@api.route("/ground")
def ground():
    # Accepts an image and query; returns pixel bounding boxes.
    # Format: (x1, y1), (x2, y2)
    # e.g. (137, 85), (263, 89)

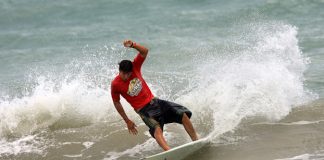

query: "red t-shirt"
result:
(111, 53), (154, 110)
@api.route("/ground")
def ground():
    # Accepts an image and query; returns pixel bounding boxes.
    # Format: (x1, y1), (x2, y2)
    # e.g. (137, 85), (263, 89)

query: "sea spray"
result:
(177, 22), (316, 141)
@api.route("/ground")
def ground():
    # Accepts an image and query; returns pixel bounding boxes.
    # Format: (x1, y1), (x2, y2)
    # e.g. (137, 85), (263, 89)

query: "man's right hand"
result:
(126, 119), (138, 135)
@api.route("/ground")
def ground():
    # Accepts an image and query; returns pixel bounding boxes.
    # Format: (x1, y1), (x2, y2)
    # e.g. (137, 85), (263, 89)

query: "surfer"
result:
(111, 40), (198, 151)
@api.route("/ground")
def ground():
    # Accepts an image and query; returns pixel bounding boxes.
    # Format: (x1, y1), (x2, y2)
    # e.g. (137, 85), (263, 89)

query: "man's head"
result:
(119, 60), (133, 81)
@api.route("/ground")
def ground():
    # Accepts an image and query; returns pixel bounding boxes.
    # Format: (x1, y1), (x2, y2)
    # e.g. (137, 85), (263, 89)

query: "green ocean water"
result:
(1, 0), (324, 159)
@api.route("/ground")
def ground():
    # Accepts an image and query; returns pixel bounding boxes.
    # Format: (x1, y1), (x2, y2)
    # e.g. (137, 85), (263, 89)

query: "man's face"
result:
(119, 71), (132, 81)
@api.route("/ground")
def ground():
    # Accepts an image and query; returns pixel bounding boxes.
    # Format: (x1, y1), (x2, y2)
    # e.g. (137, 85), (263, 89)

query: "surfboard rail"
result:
(142, 138), (209, 160)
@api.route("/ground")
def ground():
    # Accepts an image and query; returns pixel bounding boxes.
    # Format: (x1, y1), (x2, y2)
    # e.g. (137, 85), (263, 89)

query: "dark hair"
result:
(119, 60), (133, 73)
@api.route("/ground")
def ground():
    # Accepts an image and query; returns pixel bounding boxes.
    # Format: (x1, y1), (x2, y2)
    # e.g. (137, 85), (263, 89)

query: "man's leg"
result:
(154, 127), (170, 151)
(182, 113), (198, 141)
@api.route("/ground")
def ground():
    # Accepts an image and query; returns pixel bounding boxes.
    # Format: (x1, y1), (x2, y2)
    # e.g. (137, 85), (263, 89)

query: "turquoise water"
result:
(1, 0), (324, 159)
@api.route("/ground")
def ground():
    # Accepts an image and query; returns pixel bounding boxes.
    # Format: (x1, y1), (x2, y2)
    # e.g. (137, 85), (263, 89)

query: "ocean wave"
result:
(0, 20), (318, 159)
(177, 22), (317, 141)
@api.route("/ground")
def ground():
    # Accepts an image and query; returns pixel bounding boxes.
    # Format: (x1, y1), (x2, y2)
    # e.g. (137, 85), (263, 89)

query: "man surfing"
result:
(111, 40), (198, 151)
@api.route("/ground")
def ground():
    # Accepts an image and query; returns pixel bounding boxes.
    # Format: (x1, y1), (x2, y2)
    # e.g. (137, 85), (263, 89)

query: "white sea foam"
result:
(0, 135), (43, 156)
(0, 78), (115, 137)
(82, 141), (94, 149)
(0, 77), (132, 156)
(275, 150), (324, 160)
(253, 120), (324, 126)
(104, 131), (176, 159)
(63, 154), (83, 158)
(177, 23), (316, 141)
(0, 45), (138, 156)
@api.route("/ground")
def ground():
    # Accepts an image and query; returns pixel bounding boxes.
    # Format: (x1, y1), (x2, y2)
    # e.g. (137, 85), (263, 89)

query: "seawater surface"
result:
(1, 0), (324, 159)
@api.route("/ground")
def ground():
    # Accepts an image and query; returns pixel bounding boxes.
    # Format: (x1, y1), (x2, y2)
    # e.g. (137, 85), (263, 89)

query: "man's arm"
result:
(123, 40), (148, 58)
(113, 101), (138, 135)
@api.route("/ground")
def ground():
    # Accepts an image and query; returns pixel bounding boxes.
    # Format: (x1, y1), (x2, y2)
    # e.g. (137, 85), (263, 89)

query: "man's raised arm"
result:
(123, 40), (148, 58)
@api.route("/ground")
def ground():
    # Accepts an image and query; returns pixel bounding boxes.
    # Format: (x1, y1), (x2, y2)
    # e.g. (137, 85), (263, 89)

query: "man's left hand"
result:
(126, 119), (138, 135)
(123, 40), (133, 48)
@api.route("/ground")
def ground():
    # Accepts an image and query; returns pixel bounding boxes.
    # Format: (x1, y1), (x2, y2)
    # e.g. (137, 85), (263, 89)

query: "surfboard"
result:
(142, 138), (209, 160)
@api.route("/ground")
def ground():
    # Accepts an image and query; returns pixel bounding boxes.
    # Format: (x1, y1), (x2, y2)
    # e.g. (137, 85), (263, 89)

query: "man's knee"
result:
(182, 112), (191, 122)
(182, 111), (192, 120)
(150, 125), (162, 138)
(153, 126), (163, 138)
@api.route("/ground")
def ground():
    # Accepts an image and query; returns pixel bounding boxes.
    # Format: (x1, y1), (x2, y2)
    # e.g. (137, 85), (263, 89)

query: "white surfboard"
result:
(142, 138), (209, 160)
